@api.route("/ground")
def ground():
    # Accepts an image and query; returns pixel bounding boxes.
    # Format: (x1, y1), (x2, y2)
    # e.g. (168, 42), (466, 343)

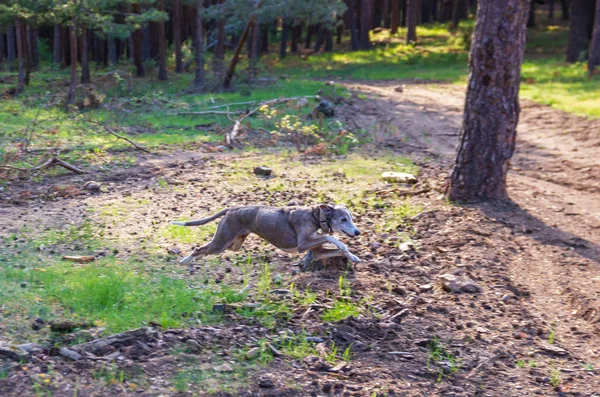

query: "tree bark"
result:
(260, 23), (269, 53)
(588, 0), (600, 73)
(194, 0), (205, 91)
(52, 25), (61, 66)
(561, 0), (570, 20)
(548, 0), (555, 20)
(249, 18), (259, 77)
(305, 24), (314, 49)
(31, 28), (39, 69)
(382, 0), (391, 27)
(7, 25), (16, 72)
(0, 30), (5, 66)
(223, 15), (253, 89)
(527, 0), (536, 28)
(447, 0), (530, 202)
(107, 37), (117, 66)
(157, 0), (167, 80)
(406, 0), (420, 43)
(173, 0), (184, 73)
(291, 24), (299, 53)
(324, 29), (334, 52)
(280, 18), (289, 59)
(566, 0), (595, 62)
(132, 3), (145, 77)
(359, 0), (373, 49)
(67, 21), (78, 106)
(390, 0), (400, 34)
(213, 0), (225, 77)
(348, 0), (360, 49)
(314, 24), (324, 52)
(80, 25), (91, 84)
(451, 0), (468, 28)
(15, 20), (25, 93)
(21, 23), (30, 86)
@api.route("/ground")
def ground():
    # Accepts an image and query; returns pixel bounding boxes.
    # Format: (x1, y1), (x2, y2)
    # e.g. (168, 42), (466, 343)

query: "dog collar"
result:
(319, 209), (333, 234)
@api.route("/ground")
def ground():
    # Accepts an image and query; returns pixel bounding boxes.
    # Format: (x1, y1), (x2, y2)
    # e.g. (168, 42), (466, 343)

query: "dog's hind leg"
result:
(227, 233), (249, 251)
(179, 218), (240, 264)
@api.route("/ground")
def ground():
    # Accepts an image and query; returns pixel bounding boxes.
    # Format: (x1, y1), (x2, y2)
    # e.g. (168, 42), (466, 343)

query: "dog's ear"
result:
(319, 204), (334, 214)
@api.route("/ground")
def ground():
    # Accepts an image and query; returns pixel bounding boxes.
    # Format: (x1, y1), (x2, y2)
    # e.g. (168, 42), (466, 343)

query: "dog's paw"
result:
(179, 254), (194, 265)
(347, 253), (361, 263)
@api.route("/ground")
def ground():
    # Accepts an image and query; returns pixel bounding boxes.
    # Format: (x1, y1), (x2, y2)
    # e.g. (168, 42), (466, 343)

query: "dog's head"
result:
(319, 204), (361, 237)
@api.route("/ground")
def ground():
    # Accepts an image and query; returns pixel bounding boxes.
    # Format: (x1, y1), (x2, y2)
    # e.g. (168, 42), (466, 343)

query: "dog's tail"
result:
(172, 209), (229, 226)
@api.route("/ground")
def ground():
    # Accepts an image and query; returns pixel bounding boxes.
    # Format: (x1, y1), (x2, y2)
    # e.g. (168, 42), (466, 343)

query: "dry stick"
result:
(32, 157), (86, 174)
(89, 119), (152, 154)
(176, 110), (236, 116)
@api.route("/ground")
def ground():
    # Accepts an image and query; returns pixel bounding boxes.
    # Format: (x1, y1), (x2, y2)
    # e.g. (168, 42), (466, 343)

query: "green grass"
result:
(321, 299), (362, 322)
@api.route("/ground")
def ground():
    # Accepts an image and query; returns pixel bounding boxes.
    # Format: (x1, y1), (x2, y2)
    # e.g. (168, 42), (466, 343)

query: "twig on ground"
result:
(88, 119), (153, 154)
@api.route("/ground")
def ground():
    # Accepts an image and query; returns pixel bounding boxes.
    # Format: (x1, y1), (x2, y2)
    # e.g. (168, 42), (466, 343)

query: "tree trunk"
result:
(7, 25), (16, 72)
(305, 24), (313, 49)
(213, 0), (225, 77)
(223, 15), (253, 89)
(527, 0), (536, 28)
(31, 28), (39, 69)
(291, 24), (299, 53)
(173, 0), (183, 73)
(107, 37), (117, 66)
(21, 23), (30, 86)
(447, 0), (530, 202)
(0, 30), (5, 66)
(452, 0), (468, 28)
(194, 0), (205, 91)
(359, 0), (373, 49)
(390, 0), (400, 34)
(561, 0), (570, 20)
(566, 0), (595, 62)
(260, 23), (269, 53)
(15, 20), (25, 93)
(549, 0), (555, 20)
(280, 18), (289, 59)
(314, 24), (324, 52)
(61, 26), (69, 68)
(324, 29), (334, 52)
(406, 0), (419, 44)
(249, 18), (259, 77)
(67, 22), (78, 106)
(132, 3), (145, 76)
(157, 0), (167, 80)
(588, 0), (600, 73)
(336, 23), (343, 44)
(52, 25), (61, 66)
(382, 0), (391, 27)
(80, 25), (91, 84)
(348, 0), (360, 49)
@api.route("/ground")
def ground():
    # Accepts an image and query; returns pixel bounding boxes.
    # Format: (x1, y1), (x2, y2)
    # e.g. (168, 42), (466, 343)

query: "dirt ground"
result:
(1, 81), (599, 396)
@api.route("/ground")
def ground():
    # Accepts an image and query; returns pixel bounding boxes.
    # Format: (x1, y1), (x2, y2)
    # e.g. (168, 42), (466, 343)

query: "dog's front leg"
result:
(298, 235), (361, 263)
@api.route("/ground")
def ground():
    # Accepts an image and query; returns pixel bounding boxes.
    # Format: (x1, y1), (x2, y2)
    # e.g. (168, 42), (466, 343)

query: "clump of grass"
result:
(321, 300), (362, 322)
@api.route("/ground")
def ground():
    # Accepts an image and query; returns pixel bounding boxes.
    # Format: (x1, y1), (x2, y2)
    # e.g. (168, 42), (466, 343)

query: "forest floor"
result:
(1, 80), (599, 397)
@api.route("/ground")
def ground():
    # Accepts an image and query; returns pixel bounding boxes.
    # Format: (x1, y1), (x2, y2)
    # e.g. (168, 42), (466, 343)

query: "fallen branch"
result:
(32, 157), (86, 174)
(176, 110), (236, 116)
(207, 95), (316, 110)
(89, 119), (152, 154)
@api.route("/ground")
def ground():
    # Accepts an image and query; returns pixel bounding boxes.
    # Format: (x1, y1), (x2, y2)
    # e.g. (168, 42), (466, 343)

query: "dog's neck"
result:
(312, 206), (332, 234)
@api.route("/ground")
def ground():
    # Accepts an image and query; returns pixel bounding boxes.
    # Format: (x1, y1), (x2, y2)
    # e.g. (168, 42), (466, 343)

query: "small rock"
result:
(288, 200), (298, 206)
(259, 379), (275, 388)
(419, 284), (433, 292)
(0, 345), (29, 361)
(269, 289), (290, 295)
(246, 347), (260, 360)
(394, 85), (405, 93)
(305, 337), (324, 343)
(185, 339), (202, 352)
(296, 98), (309, 108)
(253, 166), (272, 176)
(381, 172), (417, 184)
(439, 274), (482, 293)
(399, 241), (415, 252)
(315, 100), (335, 117)
(20, 282), (27, 288)
(59, 347), (82, 361)
(83, 181), (102, 193)
(213, 363), (234, 372)
(16, 343), (43, 354)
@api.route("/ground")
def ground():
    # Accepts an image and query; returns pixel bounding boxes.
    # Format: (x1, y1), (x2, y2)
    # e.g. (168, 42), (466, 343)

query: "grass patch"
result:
(321, 299), (362, 322)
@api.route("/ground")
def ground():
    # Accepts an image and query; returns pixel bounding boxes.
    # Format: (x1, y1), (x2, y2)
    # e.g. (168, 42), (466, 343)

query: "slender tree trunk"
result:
(194, 0), (205, 91)
(61, 26), (69, 68)
(324, 29), (334, 52)
(391, 0), (400, 34)
(359, 0), (373, 49)
(53, 25), (61, 65)
(132, 3), (145, 76)
(452, 0), (468, 28)
(382, 0), (391, 27)
(67, 22), (78, 106)
(401, 0), (407, 26)
(7, 25), (16, 72)
(291, 24), (299, 53)
(223, 15), (253, 89)
(314, 24), (324, 52)
(21, 23), (30, 86)
(31, 28), (39, 69)
(173, 0), (183, 73)
(260, 23), (269, 53)
(406, 0), (420, 43)
(566, 0), (595, 62)
(15, 20), (25, 93)
(280, 18), (289, 59)
(80, 25), (91, 84)
(157, 0), (167, 80)
(250, 18), (259, 77)
(213, 0), (225, 78)
(305, 24), (313, 49)
(588, 0), (600, 73)
(549, 0), (555, 20)
(0, 30), (5, 67)
(527, 0), (536, 28)
(447, 0), (530, 202)
(561, 0), (570, 20)
(108, 37), (117, 66)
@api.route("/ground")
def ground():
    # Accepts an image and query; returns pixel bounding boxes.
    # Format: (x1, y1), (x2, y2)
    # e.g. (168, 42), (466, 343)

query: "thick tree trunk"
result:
(15, 20), (25, 93)
(566, 0), (595, 62)
(406, 0), (420, 43)
(260, 23), (269, 54)
(527, 0), (536, 28)
(390, 0), (400, 34)
(67, 22), (78, 106)
(447, 0), (530, 202)
(213, 0), (225, 77)
(7, 25), (16, 72)
(157, 0), (167, 80)
(324, 29), (334, 52)
(52, 25), (61, 66)
(349, 0), (360, 49)
(80, 25), (91, 84)
(291, 24), (299, 53)
(61, 26), (69, 68)
(132, 3), (145, 76)
(194, 0), (205, 91)
(359, 0), (373, 49)
(588, 0), (600, 73)
(280, 18), (289, 59)
(561, 0), (570, 20)
(173, 0), (183, 73)
(549, 0), (555, 20)
(401, 0), (407, 26)
(314, 24), (324, 52)
(305, 24), (314, 49)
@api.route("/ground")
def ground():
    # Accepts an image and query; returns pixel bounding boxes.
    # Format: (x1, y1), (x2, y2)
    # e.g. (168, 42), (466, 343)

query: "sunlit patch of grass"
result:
(161, 222), (217, 244)
(321, 300), (362, 322)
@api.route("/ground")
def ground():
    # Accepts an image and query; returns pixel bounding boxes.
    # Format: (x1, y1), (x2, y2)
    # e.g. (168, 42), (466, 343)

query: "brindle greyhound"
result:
(172, 204), (362, 265)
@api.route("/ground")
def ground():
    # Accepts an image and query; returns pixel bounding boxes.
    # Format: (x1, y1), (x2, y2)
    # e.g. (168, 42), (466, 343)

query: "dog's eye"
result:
(341, 218), (347, 222)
